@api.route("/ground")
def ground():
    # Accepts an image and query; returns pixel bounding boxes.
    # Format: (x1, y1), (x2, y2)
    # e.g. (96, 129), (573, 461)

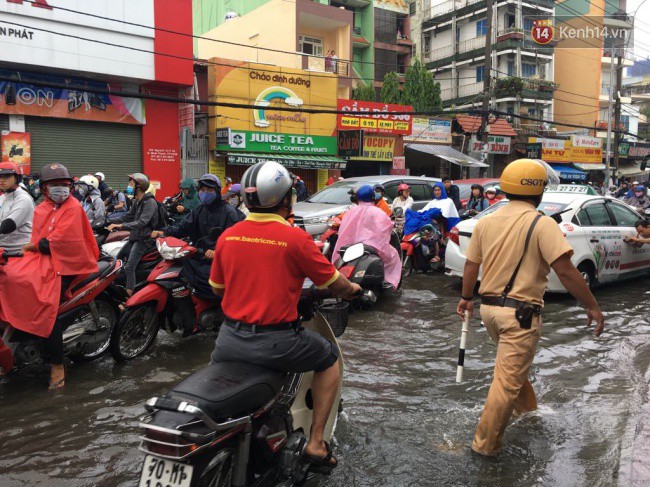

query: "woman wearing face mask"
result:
(0, 163), (99, 388)
(151, 174), (242, 301)
(465, 184), (489, 216)
(107, 173), (161, 296)
(227, 183), (249, 218)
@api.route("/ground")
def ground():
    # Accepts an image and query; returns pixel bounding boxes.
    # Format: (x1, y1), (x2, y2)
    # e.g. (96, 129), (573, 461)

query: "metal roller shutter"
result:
(25, 117), (142, 190)
(0, 115), (9, 131)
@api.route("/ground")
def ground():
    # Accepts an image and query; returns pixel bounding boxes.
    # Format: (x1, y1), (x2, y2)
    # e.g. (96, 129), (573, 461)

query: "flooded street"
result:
(1, 275), (649, 486)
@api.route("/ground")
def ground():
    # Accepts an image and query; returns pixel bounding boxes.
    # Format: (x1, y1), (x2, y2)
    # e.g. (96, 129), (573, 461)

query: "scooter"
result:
(109, 231), (223, 362)
(137, 283), (351, 487)
(401, 225), (441, 276)
(314, 215), (341, 261)
(334, 231), (403, 300)
(0, 248), (123, 374)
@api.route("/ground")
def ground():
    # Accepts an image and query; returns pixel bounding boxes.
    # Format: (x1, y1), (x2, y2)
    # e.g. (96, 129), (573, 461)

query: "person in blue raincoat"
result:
(421, 182), (461, 231)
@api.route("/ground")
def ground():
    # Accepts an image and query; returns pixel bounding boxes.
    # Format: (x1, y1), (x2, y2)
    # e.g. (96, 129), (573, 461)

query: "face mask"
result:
(199, 191), (217, 205)
(375, 192), (382, 200)
(125, 186), (134, 196)
(77, 186), (87, 197)
(48, 186), (70, 204)
(228, 196), (239, 207)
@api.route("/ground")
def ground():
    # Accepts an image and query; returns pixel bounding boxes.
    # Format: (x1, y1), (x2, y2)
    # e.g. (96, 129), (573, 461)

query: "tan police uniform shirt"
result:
(465, 200), (574, 305)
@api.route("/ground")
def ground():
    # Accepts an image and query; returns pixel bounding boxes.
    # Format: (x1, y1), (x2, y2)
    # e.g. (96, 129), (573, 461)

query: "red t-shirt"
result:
(209, 213), (339, 325)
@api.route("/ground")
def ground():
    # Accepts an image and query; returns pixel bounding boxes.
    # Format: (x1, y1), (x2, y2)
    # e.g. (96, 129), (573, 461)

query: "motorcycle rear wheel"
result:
(109, 302), (160, 362)
(198, 448), (234, 487)
(69, 298), (117, 363)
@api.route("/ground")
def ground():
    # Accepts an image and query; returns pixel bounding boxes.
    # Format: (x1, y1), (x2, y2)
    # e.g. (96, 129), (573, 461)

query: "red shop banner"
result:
(337, 99), (413, 135)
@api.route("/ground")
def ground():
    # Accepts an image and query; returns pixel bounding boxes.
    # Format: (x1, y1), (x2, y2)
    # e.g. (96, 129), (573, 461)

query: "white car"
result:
(445, 189), (650, 292)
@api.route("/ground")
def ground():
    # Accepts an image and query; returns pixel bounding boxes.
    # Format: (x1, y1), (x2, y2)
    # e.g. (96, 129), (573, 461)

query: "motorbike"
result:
(0, 246), (123, 374)
(401, 224), (442, 276)
(137, 282), (356, 487)
(109, 231), (223, 362)
(314, 216), (341, 261)
(334, 231), (403, 300)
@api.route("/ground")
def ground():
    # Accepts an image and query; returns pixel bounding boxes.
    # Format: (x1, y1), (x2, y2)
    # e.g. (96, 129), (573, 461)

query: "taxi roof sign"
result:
(549, 184), (599, 195)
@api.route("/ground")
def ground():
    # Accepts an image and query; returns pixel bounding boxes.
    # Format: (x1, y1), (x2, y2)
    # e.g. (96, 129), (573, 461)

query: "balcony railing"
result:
(426, 0), (483, 19)
(425, 45), (453, 61)
(300, 54), (350, 77)
(458, 82), (484, 98)
(440, 87), (454, 101)
(458, 35), (486, 54)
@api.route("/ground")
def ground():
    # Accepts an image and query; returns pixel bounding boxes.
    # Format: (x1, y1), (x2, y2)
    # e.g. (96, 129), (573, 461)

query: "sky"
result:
(628, 0), (650, 60)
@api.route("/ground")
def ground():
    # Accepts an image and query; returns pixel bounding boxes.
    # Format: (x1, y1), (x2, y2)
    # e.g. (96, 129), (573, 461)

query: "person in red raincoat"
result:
(0, 163), (98, 389)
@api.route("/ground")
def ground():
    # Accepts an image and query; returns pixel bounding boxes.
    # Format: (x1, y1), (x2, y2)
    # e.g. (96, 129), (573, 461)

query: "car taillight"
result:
(448, 227), (460, 246)
(339, 265), (354, 279)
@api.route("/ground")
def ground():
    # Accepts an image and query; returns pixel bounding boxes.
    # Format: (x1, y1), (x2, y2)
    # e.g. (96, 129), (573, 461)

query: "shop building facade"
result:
(0, 0), (193, 197)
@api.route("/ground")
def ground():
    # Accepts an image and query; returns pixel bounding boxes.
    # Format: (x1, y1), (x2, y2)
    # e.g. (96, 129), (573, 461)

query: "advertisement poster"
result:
(337, 99), (412, 135)
(528, 137), (602, 163)
(212, 61), (337, 139)
(350, 135), (395, 161)
(1, 132), (31, 174)
(404, 118), (451, 143)
(337, 130), (364, 158)
(0, 71), (146, 125)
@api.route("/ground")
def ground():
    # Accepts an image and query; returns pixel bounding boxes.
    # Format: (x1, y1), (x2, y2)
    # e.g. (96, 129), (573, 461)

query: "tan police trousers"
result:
(471, 304), (542, 456)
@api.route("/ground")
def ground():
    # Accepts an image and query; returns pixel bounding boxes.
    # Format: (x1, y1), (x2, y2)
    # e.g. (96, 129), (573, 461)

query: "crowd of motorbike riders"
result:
(0, 158), (462, 389)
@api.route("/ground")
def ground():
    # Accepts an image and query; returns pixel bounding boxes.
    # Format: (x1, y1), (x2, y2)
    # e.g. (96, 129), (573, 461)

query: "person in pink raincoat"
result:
(332, 185), (401, 289)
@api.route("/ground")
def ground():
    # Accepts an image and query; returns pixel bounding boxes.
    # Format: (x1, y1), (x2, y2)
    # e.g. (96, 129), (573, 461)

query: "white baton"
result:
(456, 310), (470, 383)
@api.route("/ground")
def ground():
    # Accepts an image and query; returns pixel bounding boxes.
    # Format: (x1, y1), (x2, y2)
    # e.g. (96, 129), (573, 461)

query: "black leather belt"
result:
(224, 318), (298, 333)
(481, 296), (542, 315)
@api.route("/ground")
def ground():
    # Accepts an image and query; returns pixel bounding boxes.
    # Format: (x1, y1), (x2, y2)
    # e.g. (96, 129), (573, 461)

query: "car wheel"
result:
(577, 262), (596, 289)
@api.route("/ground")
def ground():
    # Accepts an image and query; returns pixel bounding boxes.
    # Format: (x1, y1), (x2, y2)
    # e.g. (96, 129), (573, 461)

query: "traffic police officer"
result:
(457, 159), (605, 457)
(209, 161), (361, 470)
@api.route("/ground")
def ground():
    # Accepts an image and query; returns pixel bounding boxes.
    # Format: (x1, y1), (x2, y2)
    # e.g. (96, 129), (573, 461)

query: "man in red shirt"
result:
(209, 161), (360, 471)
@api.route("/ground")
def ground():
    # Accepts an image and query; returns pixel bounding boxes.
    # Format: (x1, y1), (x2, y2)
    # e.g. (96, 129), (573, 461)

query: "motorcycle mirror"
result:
(393, 207), (404, 217)
(342, 243), (364, 263)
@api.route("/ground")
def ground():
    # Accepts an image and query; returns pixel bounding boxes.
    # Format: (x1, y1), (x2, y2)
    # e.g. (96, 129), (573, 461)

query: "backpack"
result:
(155, 200), (170, 230)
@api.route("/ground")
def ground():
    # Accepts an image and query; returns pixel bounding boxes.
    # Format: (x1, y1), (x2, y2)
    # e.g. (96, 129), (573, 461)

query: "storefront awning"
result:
(225, 153), (346, 170)
(573, 163), (607, 171)
(406, 144), (488, 167)
(617, 162), (650, 176)
(549, 164), (587, 181)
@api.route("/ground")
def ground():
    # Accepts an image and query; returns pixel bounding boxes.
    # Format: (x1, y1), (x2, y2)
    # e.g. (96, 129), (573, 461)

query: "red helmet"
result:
(0, 161), (20, 177)
(398, 183), (410, 191)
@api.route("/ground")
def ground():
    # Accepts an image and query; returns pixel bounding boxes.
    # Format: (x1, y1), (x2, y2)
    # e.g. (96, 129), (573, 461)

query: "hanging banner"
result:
(404, 118), (452, 143)
(350, 135), (395, 161)
(471, 135), (511, 155)
(528, 137), (602, 163)
(337, 99), (412, 135)
(0, 71), (145, 125)
(1, 132), (31, 174)
(392, 156), (405, 170)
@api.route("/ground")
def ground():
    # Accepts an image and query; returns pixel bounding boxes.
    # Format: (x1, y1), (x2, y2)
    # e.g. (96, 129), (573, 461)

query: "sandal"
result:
(303, 441), (338, 474)
(49, 366), (65, 390)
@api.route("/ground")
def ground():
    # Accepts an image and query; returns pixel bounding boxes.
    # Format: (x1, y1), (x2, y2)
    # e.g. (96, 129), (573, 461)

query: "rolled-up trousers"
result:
(472, 304), (542, 456)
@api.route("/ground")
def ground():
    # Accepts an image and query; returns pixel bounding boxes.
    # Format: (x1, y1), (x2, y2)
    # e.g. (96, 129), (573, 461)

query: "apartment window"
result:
(375, 8), (398, 43)
(522, 63), (536, 77)
(456, 26), (461, 43)
(476, 19), (487, 37)
(476, 66), (485, 82)
(523, 17), (534, 33)
(299, 36), (323, 56)
(621, 114), (630, 131)
(507, 61), (515, 76)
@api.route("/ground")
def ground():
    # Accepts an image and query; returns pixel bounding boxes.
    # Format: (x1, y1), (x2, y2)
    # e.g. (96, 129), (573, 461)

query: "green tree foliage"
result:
(401, 59), (442, 112)
(380, 71), (401, 104)
(352, 83), (376, 102)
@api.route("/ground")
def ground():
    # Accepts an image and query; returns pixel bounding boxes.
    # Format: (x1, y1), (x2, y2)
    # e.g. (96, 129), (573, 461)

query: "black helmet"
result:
(471, 183), (484, 192)
(40, 163), (73, 184)
(128, 172), (150, 191)
(373, 183), (385, 193)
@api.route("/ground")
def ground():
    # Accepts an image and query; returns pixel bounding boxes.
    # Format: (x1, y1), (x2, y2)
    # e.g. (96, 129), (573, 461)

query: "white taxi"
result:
(444, 186), (650, 292)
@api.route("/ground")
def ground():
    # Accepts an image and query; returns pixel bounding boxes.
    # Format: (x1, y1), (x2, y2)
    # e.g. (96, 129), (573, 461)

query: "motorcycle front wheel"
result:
(68, 297), (118, 363)
(109, 302), (160, 362)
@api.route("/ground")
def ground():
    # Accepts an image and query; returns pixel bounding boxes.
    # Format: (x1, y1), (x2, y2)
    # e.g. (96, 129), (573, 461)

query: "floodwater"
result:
(1, 275), (649, 486)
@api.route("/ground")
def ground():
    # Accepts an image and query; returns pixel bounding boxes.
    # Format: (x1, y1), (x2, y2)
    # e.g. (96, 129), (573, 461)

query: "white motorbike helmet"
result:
(79, 174), (100, 190)
(241, 161), (293, 209)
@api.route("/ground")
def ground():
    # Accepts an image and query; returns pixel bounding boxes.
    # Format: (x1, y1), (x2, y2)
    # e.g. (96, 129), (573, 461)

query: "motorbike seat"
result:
(168, 362), (287, 421)
(70, 261), (113, 293)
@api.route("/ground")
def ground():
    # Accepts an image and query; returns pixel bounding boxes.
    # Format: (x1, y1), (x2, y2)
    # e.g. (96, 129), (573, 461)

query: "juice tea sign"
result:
(337, 100), (412, 135)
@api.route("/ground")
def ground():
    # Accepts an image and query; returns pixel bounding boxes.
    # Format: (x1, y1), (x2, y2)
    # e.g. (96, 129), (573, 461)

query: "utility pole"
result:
(604, 49), (614, 190)
(480, 0), (493, 176)
(612, 53), (623, 182)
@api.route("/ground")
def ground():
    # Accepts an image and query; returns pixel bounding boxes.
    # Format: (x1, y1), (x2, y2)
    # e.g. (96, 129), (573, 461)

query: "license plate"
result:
(139, 455), (194, 487)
